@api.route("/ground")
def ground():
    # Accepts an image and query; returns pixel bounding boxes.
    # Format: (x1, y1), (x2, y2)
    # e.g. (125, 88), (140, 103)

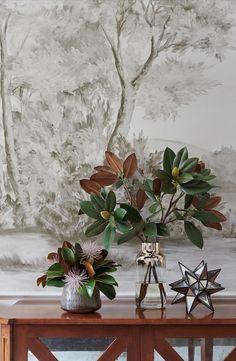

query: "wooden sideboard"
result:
(1, 298), (236, 361)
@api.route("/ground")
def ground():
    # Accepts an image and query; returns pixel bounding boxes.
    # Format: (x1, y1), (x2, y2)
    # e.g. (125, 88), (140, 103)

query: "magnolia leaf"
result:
(184, 221), (203, 249)
(153, 178), (162, 196)
(97, 282), (116, 300)
(173, 147), (188, 168)
(156, 223), (170, 236)
(143, 179), (156, 202)
(116, 221), (132, 233)
(149, 202), (159, 214)
(94, 274), (118, 286)
(204, 196), (222, 210)
(62, 247), (75, 265)
(120, 203), (142, 222)
(210, 210), (227, 222)
(85, 220), (108, 237)
(114, 208), (127, 221)
(84, 279), (96, 298)
(105, 151), (123, 173)
(163, 147), (175, 174)
(78, 284), (89, 298)
(184, 194), (193, 209)
(90, 193), (105, 211)
(90, 171), (117, 186)
(136, 189), (148, 210)
(37, 274), (47, 287)
(143, 223), (157, 236)
(181, 158), (198, 173)
(178, 173), (194, 184)
(80, 201), (101, 219)
(192, 211), (220, 223)
(103, 225), (116, 249)
(203, 222), (222, 230)
(80, 179), (101, 195)
(94, 165), (117, 175)
(181, 180), (211, 195)
(105, 190), (116, 212)
(46, 278), (64, 288)
(46, 263), (65, 279)
(117, 222), (144, 244)
(123, 153), (137, 178)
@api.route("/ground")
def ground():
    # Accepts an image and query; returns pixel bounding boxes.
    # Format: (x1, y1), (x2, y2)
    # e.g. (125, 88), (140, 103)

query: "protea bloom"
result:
(79, 241), (104, 261)
(64, 269), (88, 292)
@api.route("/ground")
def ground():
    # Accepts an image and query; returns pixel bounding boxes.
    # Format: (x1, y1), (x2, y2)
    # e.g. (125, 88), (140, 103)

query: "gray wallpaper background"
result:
(0, 0), (235, 296)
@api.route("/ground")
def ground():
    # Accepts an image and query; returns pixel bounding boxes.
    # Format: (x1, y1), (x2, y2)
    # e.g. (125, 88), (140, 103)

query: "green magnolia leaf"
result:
(120, 203), (142, 222)
(84, 278), (96, 298)
(180, 158), (198, 173)
(46, 278), (64, 287)
(93, 259), (118, 270)
(143, 179), (156, 202)
(173, 147), (188, 168)
(174, 211), (185, 220)
(94, 267), (117, 276)
(117, 222), (144, 244)
(192, 211), (220, 223)
(156, 223), (170, 236)
(148, 202), (159, 214)
(94, 274), (118, 286)
(184, 194), (193, 209)
(143, 223), (157, 236)
(181, 180), (211, 195)
(178, 172), (194, 184)
(85, 220), (108, 237)
(46, 263), (65, 279)
(156, 170), (170, 183)
(90, 193), (105, 211)
(96, 282), (116, 300)
(103, 225), (116, 249)
(184, 221), (203, 249)
(163, 147), (176, 174)
(80, 201), (101, 219)
(101, 187), (108, 199)
(161, 181), (176, 194)
(62, 247), (75, 265)
(114, 208), (127, 221)
(116, 221), (132, 233)
(78, 284), (89, 298)
(104, 190), (116, 212)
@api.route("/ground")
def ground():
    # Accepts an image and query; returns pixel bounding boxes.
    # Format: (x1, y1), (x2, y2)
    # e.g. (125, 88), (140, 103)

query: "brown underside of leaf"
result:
(63, 241), (73, 249)
(94, 165), (117, 175)
(47, 252), (58, 260)
(105, 151), (123, 173)
(80, 179), (102, 194)
(83, 260), (95, 277)
(203, 222), (222, 230)
(61, 259), (70, 274)
(136, 189), (148, 210)
(153, 178), (162, 195)
(123, 153), (137, 178)
(210, 210), (227, 222)
(90, 171), (117, 186)
(37, 274), (47, 287)
(204, 196), (222, 210)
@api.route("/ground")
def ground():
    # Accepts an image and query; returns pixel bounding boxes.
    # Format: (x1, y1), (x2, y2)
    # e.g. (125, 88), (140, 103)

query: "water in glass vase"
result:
(135, 242), (166, 309)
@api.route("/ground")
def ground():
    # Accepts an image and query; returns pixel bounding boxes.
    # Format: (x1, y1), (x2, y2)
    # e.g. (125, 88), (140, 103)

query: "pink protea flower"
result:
(79, 241), (104, 261)
(64, 269), (88, 292)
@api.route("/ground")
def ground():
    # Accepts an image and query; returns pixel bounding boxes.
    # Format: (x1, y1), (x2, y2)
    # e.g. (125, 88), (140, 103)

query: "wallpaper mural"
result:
(0, 0), (235, 296)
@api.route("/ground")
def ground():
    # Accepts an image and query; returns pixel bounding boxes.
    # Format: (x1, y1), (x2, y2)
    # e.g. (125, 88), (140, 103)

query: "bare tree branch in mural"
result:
(99, 0), (233, 149)
(0, 14), (25, 224)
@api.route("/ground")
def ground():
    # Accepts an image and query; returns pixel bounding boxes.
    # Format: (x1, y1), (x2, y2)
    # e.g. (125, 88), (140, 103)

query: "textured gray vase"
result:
(61, 284), (101, 313)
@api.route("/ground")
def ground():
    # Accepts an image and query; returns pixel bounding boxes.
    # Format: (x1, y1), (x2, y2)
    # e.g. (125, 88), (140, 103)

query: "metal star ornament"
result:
(169, 261), (224, 313)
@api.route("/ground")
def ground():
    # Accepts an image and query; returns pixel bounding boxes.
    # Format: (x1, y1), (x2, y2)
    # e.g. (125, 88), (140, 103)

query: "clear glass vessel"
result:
(135, 241), (166, 309)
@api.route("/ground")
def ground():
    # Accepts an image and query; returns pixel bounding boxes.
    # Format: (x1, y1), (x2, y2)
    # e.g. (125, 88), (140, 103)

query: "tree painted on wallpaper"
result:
(99, 0), (233, 149)
(0, 0), (234, 240)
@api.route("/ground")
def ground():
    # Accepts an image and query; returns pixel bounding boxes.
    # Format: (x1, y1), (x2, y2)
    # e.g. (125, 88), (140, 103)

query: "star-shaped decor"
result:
(169, 261), (224, 313)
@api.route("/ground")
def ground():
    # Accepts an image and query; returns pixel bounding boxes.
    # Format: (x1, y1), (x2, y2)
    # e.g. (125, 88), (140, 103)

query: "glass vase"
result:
(135, 241), (166, 309)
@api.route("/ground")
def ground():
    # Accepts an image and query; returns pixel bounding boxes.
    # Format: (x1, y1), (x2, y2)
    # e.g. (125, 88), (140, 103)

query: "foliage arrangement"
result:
(37, 241), (119, 300)
(80, 147), (226, 249)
